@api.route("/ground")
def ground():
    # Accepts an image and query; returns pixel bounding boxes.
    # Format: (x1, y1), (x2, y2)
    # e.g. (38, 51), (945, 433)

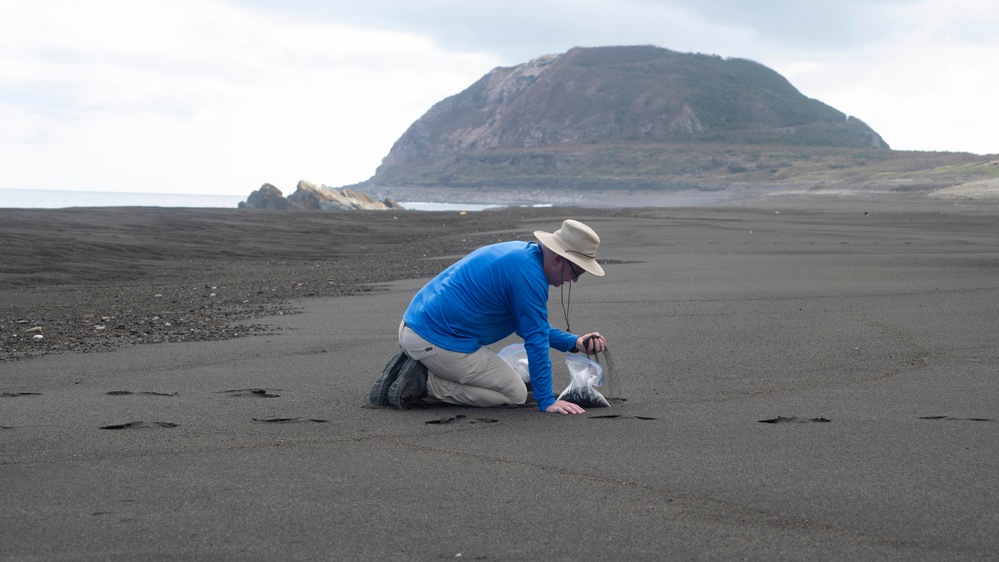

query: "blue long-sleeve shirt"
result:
(403, 241), (577, 411)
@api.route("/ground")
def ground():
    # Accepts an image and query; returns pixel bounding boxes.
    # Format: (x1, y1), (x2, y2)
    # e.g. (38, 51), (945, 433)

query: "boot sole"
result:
(368, 351), (408, 406)
(387, 358), (428, 410)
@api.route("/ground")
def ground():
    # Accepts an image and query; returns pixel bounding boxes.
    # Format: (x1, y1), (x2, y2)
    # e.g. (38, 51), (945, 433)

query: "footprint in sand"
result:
(106, 391), (179, 396)
(220, 388), (281, 398)
(424, 414), (499, 425)
(251, 417), (328, 424)
(588, 414), (657, 420)
(100, 421), (179, 430)
(758, 416), (831, 424)
(919, 415), (995, 422)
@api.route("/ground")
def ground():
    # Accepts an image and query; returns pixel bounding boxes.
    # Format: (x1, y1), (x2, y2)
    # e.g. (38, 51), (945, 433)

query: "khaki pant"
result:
(399, 322), (527, 407)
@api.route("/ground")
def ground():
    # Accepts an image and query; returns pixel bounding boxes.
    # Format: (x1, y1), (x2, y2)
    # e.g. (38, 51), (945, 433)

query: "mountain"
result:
(360, 45), (893, 191)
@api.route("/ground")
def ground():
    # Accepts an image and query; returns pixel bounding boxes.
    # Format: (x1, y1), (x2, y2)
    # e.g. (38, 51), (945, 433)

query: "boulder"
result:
(286, 181), (404, 210)
(239, 181), (404, 211)
(239, 183), (289, 210)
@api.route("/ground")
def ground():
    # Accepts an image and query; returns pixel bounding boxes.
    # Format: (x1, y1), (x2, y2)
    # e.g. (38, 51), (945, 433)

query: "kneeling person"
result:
(372, 219), (607, 415)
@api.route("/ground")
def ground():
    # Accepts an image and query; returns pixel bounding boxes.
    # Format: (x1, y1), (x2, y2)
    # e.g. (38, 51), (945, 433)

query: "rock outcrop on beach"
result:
(241, 183), (290, 210)
(240, 181), (403, 211)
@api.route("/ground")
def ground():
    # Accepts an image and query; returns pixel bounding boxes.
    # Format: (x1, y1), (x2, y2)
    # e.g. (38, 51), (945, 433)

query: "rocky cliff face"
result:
(365, 45), (890, 190)
(239, 181), (403, 211)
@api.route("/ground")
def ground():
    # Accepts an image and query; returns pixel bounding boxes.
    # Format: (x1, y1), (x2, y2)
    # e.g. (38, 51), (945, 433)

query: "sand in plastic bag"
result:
(558, 353), (610, 408)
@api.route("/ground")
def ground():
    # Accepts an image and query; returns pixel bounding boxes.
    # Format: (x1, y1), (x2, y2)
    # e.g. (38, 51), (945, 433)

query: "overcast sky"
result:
(2, 0), (996, 195)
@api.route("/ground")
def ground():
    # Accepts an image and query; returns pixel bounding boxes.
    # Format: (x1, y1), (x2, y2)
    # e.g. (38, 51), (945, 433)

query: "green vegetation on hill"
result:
(370, 143), (995, 191)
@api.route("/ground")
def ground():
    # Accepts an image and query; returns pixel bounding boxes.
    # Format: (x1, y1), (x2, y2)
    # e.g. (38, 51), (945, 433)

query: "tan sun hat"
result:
(534, 219), (605, 277)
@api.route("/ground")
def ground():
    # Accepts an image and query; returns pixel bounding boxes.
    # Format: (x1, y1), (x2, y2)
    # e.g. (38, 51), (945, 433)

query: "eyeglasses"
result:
(566, 260), (585, 278)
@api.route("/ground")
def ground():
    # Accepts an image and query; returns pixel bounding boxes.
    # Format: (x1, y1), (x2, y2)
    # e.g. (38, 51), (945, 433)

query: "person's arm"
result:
(520, 321), (558, 411)
(510, 267), (599, 414)
(547, 326), (577, 352)
(510, 272), (562, 411)
(549, 326), (607, 355)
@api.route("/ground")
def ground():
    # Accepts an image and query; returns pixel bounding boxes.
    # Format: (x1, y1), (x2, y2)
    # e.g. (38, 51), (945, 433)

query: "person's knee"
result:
(505, 380), (528, 405)
(478, 382), (526, 408)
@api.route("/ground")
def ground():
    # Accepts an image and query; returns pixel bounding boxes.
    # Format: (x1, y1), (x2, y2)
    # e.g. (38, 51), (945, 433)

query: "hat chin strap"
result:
(560, 260), (572, 332)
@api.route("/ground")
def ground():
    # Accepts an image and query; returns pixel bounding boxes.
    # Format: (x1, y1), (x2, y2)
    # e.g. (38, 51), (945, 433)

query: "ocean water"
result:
(0, 188), (245, 209)
(398, 201), (504, 211)
(0, 189), (505, 211)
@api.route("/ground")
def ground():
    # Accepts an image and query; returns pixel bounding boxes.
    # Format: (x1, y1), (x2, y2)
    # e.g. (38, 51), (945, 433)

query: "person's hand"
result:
(575, 332), (606, 355)
(546, 400), (585, 415)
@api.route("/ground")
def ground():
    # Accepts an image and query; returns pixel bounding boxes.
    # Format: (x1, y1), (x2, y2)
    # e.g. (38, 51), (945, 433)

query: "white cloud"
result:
(228, 0), (998, 156)
(770, 0), (999, 154)
(0, 0), (499, 194)
(2, 0), (995, 198)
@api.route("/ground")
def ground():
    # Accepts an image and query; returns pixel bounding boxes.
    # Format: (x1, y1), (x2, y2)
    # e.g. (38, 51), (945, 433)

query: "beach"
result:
(2, 197), (998, 560)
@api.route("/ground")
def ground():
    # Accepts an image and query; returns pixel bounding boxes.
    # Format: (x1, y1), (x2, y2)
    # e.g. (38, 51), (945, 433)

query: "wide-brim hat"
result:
(534, 219), (605, 277)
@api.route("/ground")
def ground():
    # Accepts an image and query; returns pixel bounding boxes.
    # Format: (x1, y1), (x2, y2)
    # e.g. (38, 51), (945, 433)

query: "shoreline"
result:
(375, 182), (999, 211)
(5, 178), (999, 212)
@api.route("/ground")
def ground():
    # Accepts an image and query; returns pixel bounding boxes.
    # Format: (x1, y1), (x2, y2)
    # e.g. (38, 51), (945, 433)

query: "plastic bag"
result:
(498, 343), (532, 390)
(558, 353), (610, 408)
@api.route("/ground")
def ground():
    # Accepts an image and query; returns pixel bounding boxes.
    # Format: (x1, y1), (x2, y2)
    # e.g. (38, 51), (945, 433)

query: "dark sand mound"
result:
(0, 206), (571, 360)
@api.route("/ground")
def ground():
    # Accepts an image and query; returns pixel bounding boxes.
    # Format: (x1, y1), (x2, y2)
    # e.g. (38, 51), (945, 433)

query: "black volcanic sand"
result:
(0, 206), (565, 360)
(2, 199), (999, 560)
